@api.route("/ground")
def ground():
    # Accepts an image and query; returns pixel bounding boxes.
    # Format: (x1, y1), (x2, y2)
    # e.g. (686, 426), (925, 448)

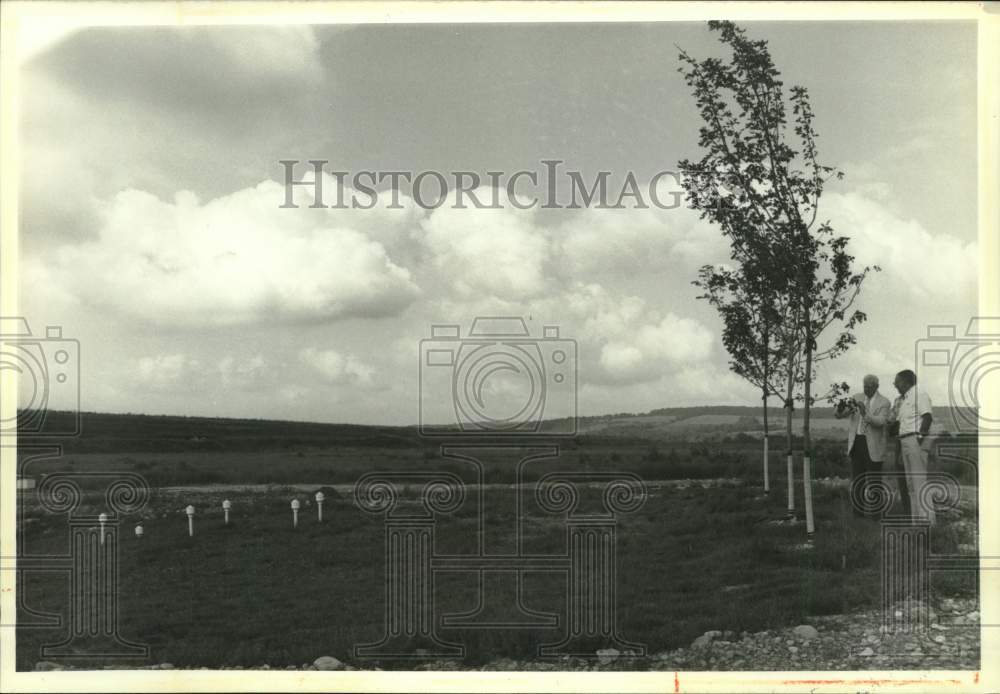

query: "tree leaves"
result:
(678, 21), (880, 416)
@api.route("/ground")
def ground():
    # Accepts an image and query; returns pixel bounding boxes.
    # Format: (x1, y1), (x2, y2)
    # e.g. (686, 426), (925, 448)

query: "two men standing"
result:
(837, 370), (935, 524)
(835, 375), (891, 518)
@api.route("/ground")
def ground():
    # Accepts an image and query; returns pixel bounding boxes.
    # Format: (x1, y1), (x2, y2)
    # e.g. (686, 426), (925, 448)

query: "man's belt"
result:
(899, 432), (917, 439)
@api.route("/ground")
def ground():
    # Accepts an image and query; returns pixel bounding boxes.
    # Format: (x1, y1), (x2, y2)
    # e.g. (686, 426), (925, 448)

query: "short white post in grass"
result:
(291, 498), (300, 528)
(222, 499), (231, 524)
(98, 512), (108, 545)
(315, 491), (325, 522)
(186, 505), (195, 537)
(134, 524), (144, 539)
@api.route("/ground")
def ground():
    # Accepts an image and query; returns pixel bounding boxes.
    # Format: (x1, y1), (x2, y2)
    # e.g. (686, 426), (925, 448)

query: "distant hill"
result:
(16, 410), (422, 454)
(575, 405), (971, 441)
(16, 405), (975, 453)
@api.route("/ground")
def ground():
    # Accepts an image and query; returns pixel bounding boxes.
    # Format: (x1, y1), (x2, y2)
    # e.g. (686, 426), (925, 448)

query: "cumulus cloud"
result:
(415, 174), (729, 288)
(421, 193), (552, 300)
(18, 26), (333, 248)
(218, 355), (267, 388)
(136, 354), (200, 390)
(531, 282), (717, 386)
(299, 347), (375, 387)
(134, 352), (278, 393)
(598, 313), (715, 384)
(830, 347), (900, 384)
(564, 283), (648, 338)
(19, 172), (980, 423)
(282, 170), (428, 266)
(31, 182), (421, 328)
(557, 204), (727, 277)
(823, 191), (977, 303)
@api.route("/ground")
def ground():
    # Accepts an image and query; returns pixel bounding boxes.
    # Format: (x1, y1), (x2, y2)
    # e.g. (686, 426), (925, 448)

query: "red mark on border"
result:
(674, 671), (679, 693)
(782, 679), (962, 687)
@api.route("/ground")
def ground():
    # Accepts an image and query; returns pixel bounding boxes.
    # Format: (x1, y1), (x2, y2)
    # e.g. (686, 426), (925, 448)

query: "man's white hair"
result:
(863, 374), (879, 386)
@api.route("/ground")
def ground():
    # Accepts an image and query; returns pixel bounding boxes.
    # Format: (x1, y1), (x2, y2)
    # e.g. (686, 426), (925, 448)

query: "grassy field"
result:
(16, 469), (977, 670)
(15, 410), (979, 669)
(19, 437), (979, 489)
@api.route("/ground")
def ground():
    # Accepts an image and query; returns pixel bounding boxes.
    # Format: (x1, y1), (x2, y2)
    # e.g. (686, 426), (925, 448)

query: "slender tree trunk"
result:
(803, 307), (815, 535)
(785, 344), (795, 515)
(762, 323), (770, 493)
(762, 384), (770, 493)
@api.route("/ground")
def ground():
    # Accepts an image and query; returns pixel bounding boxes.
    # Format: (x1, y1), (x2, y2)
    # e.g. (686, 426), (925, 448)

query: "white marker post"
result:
(222, 499), (231, 525)
(135, 524), (144, 539)
(186, 505), (195, 537)
(291, 499), (300, 528)
(98, 512), (108, 545)
(315, 492), (324, 522)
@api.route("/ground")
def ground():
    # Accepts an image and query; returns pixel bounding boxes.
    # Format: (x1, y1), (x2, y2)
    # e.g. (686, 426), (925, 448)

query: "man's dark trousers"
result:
(850, 435), (879, 518)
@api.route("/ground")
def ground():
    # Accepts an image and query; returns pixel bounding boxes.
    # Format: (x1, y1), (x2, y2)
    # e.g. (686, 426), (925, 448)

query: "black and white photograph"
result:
(1, 2), (997, 691)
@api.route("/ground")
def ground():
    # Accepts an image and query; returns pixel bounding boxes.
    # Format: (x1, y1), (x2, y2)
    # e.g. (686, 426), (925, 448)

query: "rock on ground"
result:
(34, 661), (64, 671)
(596, 648), (620, 665)
(313, 655), (345, 671)
(792, 625), (819, 640)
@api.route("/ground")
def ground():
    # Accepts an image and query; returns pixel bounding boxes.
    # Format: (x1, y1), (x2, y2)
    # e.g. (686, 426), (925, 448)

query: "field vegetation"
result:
(15, 410), (978, 669)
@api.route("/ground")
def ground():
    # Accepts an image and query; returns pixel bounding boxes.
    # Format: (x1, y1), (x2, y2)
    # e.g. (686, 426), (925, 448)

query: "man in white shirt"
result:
(888, 369), (935, 525)
(835, 374), (891, 518)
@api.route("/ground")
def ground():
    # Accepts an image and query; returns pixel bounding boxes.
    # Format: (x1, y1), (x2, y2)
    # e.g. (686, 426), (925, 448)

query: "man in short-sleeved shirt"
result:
(889, 369), (935, 524)
(895, 379), (933, 438)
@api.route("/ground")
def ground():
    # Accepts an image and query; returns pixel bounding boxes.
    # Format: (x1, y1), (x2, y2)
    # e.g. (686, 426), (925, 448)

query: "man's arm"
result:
(919, 413), (933, 437)
(918, 392), (933, 437)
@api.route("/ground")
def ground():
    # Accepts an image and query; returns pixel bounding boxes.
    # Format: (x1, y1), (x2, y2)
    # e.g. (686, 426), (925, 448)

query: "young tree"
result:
(693, 258), (794, 494)
(693, 246), (809, 511)
(678, 21), (877, 533)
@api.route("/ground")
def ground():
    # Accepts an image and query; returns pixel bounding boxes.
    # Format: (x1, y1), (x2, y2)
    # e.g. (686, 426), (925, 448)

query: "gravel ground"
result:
(408, 597), (980, 672)
(41, 597), (978, 673)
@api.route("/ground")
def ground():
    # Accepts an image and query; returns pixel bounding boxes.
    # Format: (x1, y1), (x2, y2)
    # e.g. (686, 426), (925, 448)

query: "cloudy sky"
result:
(17, 20), (978, 425)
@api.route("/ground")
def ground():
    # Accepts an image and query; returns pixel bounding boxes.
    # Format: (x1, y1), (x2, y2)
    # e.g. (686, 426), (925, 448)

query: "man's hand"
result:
(857, 401), (867, 416)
